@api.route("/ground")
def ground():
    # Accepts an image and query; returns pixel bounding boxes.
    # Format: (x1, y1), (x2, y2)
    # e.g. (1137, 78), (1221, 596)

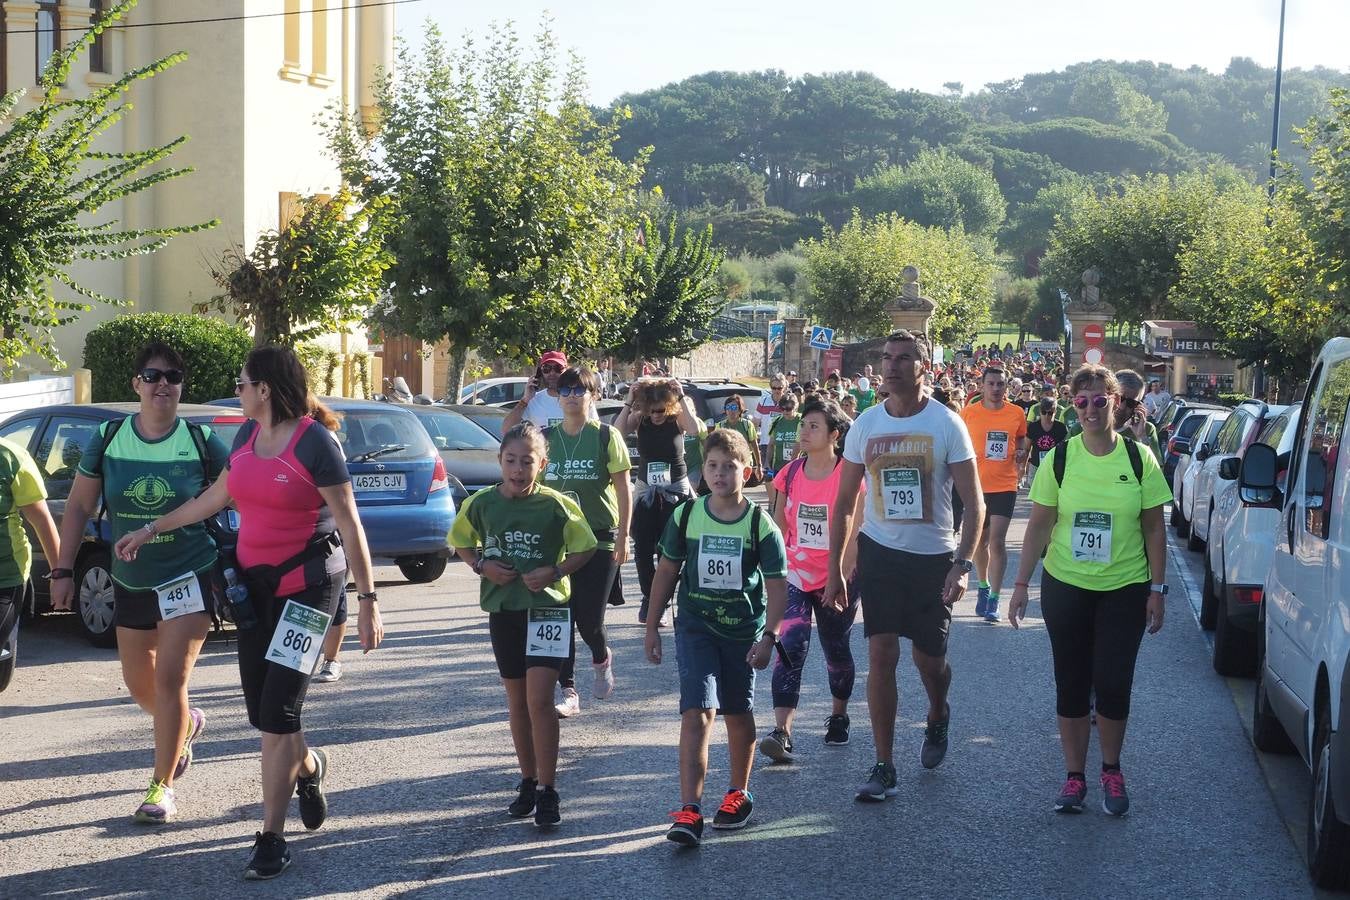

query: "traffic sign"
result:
(1083, 323), (1105, 346)
(809, 326), (834, 351)
(1083, 347), (1104, 366)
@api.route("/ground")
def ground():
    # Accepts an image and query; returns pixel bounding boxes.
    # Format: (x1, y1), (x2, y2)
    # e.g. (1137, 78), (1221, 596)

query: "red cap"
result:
(539, 350), (568, 368)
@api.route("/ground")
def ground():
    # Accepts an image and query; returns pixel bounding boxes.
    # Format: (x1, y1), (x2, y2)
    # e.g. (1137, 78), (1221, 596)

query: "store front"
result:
(1141, 320), (1250, 400)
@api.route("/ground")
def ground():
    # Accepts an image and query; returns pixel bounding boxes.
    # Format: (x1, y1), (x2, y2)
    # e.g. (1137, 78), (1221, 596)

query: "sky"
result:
(396, 0), (1350, 104)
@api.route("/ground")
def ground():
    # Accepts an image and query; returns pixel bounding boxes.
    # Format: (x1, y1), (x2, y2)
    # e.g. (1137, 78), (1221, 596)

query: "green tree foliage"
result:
(0, 0), (216, 374)
(606, 215), (725, 361)
(83, 313), (251, 404)
(851, 148), (1006, 236)
(1000, 176), (1098, 274)
(977, 118), (1193, 177)
(1028, 280), (1068, 342)
(326, 21), (646, 394)
(683, 163), (766, 210)
(801, 212), (996, 345)
(994, 275), (1039, 345)
(682, 205), (824, 256)
(1040, 167), (1260, 327)
(200, 189), (392, 347)
(1067, 68), (1169, 131)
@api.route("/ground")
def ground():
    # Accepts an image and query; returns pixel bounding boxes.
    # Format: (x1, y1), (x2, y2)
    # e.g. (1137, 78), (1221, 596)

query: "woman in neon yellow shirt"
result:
(1007, 365), (1171, 818)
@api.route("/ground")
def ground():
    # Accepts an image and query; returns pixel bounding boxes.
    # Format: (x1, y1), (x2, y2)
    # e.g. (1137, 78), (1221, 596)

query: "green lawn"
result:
(969, 323), (1022, 348)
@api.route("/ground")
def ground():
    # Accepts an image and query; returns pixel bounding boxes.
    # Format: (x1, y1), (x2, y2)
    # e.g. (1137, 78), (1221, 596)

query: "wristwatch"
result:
(953, 558), (975, 574)
(553, 564), (564, 582)
(1150, 583), (1169, 596)
(357, 591), (379, 603)
(48, 568), (73, 581)
(762, 629), (778, 641)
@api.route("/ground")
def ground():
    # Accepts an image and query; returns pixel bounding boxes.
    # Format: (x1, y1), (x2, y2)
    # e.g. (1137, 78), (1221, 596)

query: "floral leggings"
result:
(771, 581), (860, 709)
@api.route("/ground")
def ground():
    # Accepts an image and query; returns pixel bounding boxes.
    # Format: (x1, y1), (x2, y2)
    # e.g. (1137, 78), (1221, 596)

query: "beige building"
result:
(1, 0), (394, 369)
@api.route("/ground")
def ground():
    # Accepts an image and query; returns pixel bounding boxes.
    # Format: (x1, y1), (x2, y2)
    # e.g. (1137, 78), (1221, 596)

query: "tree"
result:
(326, 21), (646, 394)
(1067, 68), (1169, 131)
(850, 148), (1007, 236)
(681, 162), (766, 210)
(200, 189), (391, 347)
(0, 0), (215, 374)
(801, 211), (996, 344)
(605, 215), (725, 361)
(999, 175), (1096, 274)
(994, 275), (1038, 345)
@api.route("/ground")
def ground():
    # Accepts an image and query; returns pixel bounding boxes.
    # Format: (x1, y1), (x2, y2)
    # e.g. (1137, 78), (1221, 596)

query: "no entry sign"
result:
(1083, 324), (1105, 346)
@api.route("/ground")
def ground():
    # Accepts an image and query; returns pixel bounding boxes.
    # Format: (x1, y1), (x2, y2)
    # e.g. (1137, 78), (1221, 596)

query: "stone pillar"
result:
(1063, 268), (1115, 368)
(883, 266), (937, 349)
(782, 317), (810, 380)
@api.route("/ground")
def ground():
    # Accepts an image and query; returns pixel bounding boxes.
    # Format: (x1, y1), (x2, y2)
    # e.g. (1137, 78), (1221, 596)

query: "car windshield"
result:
(457, 408), (507, 439)
(336, 410), (437, 462)
(698, 388), (762, 421)
(415, 409), (498, 450)
(459, 381), (485, 401)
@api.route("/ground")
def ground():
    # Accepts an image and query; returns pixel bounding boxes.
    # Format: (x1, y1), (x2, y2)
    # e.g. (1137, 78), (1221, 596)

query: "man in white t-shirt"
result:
(756, 373), (787, 460)
(825, 329), (984, 802)
(503, 350), (599, 430)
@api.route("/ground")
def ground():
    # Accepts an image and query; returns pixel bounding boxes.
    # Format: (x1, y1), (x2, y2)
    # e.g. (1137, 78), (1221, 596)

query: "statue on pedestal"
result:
(1065, 267), (1115, 317)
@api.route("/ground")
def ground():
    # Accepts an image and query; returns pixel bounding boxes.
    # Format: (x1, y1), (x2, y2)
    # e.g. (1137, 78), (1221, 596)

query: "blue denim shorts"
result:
(675, 617), (755, 714)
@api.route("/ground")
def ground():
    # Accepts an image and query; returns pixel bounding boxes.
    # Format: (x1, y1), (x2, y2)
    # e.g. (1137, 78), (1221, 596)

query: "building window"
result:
(89, 0), (108, 74)
(312, 0), (328, 78)
(36, 1), (60, 82)
(283, 0), (301, 68)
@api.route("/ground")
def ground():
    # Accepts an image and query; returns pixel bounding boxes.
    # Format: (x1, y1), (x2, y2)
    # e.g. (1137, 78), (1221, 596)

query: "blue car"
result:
(211, 397), (456, 583)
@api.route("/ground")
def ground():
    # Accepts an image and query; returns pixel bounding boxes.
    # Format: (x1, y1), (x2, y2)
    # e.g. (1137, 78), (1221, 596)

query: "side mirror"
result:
(1195, 444), (1213, 461)
(1218, 457), (1241, 480)
(1239, 442), (1280, 508)
(1173, 439), (1192, 457)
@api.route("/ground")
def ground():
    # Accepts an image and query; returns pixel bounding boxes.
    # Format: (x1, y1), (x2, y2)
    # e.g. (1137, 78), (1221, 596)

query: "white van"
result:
(1239, 337), (1350, 889)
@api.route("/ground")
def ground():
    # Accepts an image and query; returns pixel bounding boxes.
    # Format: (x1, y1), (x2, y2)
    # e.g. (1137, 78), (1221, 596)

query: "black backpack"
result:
(1050, 434), (1143, 487)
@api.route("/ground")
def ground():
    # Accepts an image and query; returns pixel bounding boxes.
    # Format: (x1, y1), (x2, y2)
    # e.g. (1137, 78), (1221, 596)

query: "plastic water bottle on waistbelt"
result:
(223, 567), (258, 630)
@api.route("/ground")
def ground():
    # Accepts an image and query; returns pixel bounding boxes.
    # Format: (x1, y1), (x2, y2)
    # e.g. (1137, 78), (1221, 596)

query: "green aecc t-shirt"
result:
(448, 485), (598, 612)
(1029, 435), (1172, 592)
(540, 421), (630, 549)
(0, 437), (47, 588)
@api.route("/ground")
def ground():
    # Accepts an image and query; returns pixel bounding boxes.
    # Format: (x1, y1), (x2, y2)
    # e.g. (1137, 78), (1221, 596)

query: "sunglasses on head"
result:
(557, 385), (588, 397)
(1072, 394), (1111, 410)
(140, 368), (184, 385)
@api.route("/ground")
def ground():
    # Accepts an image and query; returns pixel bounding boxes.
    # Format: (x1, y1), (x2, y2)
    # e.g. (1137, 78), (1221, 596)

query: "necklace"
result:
(554, 421), (589, 479)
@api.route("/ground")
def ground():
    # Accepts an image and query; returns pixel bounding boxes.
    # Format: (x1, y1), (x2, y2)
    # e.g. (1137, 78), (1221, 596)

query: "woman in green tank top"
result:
(51, 342), (226, 825)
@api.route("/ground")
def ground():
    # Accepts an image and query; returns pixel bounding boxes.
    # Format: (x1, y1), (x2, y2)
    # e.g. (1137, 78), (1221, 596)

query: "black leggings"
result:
(632, 491), (686, 613)
(1039, 570), (1148, 720)
(237, 571), (344, 735)
(559, 547), (617, 689)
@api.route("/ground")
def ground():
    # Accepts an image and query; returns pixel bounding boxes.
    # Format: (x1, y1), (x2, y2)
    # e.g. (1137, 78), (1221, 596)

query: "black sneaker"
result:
(666, 805), (703, 847)
(824, 714), (850, 746)
(758, 728), (794, 763)
(921, 707), (950, 770)
(855, 761), (898, 802)
(711, 789), (753, 830)
(534, 786), (561, 828)
(296, 748), (328, 830)
(243, 831), (291, 881)
(507, 778), (537, 818)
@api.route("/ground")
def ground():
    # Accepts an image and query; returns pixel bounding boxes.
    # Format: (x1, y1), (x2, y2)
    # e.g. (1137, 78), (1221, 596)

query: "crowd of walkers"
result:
(1, 331), (1174, 876)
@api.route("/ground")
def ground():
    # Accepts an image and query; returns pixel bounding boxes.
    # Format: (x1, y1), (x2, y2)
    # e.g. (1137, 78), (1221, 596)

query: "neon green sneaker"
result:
(134, 778), (176, 824)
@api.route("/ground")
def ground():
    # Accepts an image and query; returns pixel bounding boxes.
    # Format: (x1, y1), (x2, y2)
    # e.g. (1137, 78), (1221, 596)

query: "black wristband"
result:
(48, 568), (73, 580)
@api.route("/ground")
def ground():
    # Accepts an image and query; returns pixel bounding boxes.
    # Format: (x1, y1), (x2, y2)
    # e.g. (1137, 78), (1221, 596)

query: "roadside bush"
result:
(84, 313), (252, 404)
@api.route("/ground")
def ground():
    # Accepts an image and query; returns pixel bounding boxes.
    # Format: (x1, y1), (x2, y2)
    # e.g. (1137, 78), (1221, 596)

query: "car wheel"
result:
(1308, 706), (1350, 889)
(76, 550), (117, 649)
(1186, 512), (1206, 552)
(1212, 588), (1257, 677)
(1175, 501), (1190, 537)
(1199, 561), (1218, 630)
(0, 626), (15, 693)
(1252, 659), (1295, 754)
(397, 553), (448, 584)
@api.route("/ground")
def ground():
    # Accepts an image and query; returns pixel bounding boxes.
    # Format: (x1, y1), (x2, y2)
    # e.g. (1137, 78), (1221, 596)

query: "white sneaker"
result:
(658, 612), (671, 628)
(555, 686), (580, 718)
(593, 650), (615, 700)
(312, 659), (342, 683)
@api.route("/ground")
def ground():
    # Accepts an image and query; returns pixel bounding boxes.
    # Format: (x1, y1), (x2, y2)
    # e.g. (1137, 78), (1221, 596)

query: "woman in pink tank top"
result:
(758, 396), (864, 762)
(116, 346), (383, 880)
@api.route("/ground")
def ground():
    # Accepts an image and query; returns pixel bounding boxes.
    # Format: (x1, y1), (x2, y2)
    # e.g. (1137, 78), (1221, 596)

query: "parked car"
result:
(458, 377), (529, 406)
(212, 397), (456, 584)
(1163, 405), (1226, 487)
(1203, 403), (1302, 675)
(397, 403), (495, 504)
(1238, 337), (1350, 889)
(438, 402), (509, 441)
(1182, 400), (1287, 553)
(1172, 410), (1229, 530)
(0, 403), (246, 647)
(679, 379), (764, 427)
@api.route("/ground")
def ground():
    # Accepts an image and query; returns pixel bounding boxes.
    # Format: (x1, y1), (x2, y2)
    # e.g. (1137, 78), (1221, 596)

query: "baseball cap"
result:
(539, 350), (568, 368)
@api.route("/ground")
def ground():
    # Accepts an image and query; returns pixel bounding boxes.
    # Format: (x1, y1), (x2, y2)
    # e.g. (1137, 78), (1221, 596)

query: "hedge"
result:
(84, 313), (252, 404)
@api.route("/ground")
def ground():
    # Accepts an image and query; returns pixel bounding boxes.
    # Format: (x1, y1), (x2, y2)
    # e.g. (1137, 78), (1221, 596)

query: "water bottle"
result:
(223, 567), (258, 631)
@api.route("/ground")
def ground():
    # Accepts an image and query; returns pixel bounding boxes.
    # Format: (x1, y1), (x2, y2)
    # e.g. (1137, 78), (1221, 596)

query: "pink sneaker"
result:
(1054, 775), (1087, 813)
(1101, 769), (1129, 816)
(592, 649), (615, 700)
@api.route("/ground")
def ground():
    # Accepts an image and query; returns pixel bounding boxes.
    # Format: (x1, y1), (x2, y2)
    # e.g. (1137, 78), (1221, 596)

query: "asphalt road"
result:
(0, 492), (1331, 898)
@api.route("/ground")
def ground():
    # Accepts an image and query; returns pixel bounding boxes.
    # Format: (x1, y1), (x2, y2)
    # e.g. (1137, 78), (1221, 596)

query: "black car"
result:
(398, 404), (497, 502)
(0, 403), (247, 647)
(440, 402), (509, 441)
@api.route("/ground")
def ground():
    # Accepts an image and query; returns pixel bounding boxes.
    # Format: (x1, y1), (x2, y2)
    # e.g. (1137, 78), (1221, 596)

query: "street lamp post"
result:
(1255, 0), (1288, 399)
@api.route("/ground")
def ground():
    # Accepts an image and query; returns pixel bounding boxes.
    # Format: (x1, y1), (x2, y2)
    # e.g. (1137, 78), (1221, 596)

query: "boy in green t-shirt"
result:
(645, 428), (788, 847)
(449, 422), (597, 829)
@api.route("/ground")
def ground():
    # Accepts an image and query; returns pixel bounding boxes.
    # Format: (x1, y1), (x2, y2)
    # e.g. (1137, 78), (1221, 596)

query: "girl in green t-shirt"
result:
(716, 395), (762, 483)
(541, 367), (631, 717)
(763, 392), (802, 514)
(449, 422), (598, 828)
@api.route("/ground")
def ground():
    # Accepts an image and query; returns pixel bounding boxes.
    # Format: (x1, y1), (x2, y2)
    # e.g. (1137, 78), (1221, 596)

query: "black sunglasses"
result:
(140, 367), (184, 385)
